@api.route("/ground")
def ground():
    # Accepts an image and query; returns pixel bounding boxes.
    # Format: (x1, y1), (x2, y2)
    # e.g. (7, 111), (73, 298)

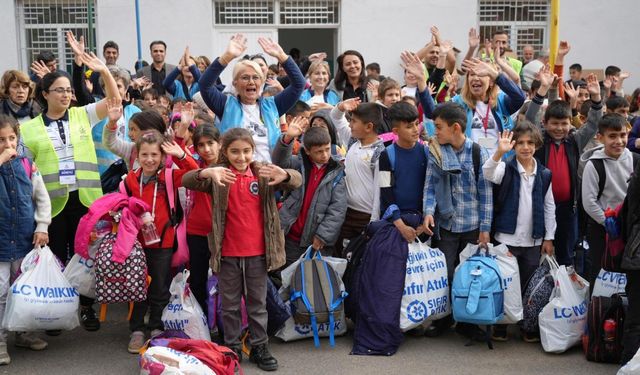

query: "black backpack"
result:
(584, 293), (627, 363)
(342, 231), (369, 321)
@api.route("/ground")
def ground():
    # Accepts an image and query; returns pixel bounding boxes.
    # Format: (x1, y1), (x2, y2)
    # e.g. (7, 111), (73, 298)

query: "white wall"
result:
(560, 0), (640, 92)
(0, 0), (20, 72)
(340, 0), (478, 83)
(96, 0), (214, 73)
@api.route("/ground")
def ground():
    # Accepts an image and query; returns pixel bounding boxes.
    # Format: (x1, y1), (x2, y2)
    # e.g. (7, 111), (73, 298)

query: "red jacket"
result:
(124, 156), (198, 249)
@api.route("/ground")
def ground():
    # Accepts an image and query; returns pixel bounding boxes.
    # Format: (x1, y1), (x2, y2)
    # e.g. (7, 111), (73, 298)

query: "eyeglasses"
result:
(238, 75), (262, 83)
(48, 87), (74, 94)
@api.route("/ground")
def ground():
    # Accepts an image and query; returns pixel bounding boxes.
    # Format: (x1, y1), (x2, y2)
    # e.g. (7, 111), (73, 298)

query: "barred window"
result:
(213, 0), (339, 26)
(478, 0), (549, 58)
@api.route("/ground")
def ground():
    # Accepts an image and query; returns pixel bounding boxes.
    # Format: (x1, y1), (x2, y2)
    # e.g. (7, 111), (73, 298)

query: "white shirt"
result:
(482, 157), (556, 247)
(470, 101), (499, 154)
(345, 140), (381, 214)
(241, 103), (271, 163)
(306, 94), (325, 106)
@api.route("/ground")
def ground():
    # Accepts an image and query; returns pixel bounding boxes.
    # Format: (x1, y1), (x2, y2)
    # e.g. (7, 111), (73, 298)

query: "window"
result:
(16, 0), (96, 73)
(213, 0), (339, 26)
(478, 0), (549, 59)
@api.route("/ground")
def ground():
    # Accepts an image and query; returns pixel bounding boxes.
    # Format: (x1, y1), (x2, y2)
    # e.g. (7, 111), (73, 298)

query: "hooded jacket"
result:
(581, 145), (634, 224)
(309, 109), (347, 159)
(272, 135), (347, 248)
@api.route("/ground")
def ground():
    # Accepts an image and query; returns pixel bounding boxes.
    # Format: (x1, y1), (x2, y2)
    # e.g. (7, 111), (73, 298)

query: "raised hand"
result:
(468, 28), (480, 49)
(202, 166), (236, 186)
(536, 64), (557, 88)
(367, 80), (379, 101)
(285, 116), (305, 141)
(66, 31), (85, 57)
(258, 37), (287, 62)
(106, 97), (123, 123)
(308, 52), (327, 62)
(430, 26), (441, 45)
(439, 40), (453, 56)
(495, 130), (515, 159)
(586, 73), (601, 100)
(225, 34), (248, 60)
(258, 164), (289, 186)
(461, 58), (499, 80)
(79, 52), (108, 73)
(181, 102), (195, 125)
(30, 60), (50, 79)
(400, 51), (426, 82)
(563, 81), (579, 108)
(427, 82), (437, 96)
(337, 98), (361, 112)
(557, 41), (571, 57)
(265, 78), (284, 93)
(161, 141), (186, 158)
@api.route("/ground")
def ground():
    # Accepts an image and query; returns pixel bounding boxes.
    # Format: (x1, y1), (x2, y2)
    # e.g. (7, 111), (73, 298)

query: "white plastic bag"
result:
(63, 241), (98, 298)
(139, 346), (215, 375)
(592, 269), (627, 298)
(538, 265), (589, 353)
(161, 270), (211, 341)
(2, 246), (80, 331)
(400, 240), (449, 331)
(276, 248), (348, 342)
(618, 347), (640, 375)
(458, 243), (523, 324)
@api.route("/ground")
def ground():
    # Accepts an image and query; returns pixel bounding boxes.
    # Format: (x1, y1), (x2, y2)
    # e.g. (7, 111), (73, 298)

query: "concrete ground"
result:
(3, 304), (619, 375)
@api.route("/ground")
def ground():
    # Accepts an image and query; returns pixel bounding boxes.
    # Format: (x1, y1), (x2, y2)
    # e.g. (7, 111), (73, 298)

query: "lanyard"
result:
(476, 99), (492, 137)
(139, 172), (158, 219)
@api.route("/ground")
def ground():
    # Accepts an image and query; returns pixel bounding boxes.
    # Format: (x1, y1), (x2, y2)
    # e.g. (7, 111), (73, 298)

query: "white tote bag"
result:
(63, 240), (98, 298)
(400, 240), (449, 331)
(538, 265), (589, 353)
(592, 269), (627, 298)
(458, 243), (523, 324)
(161, 270), (211, 341)
(2, 246), (80, 331)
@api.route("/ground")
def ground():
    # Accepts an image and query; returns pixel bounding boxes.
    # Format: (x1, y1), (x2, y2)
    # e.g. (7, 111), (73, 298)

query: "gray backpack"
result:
(290, 248), (347, 347)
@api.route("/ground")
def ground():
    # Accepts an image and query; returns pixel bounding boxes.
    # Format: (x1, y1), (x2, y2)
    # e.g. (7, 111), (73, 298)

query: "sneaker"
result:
(150, 329), (164, 338)
(522, 331), (540, 343)
(0, 343), (10, 365)
(491, 325), (508, 342)
(249, 343), (278, 371)
(128, 331), (145, 354)
(44, 330), (62, 336)
(80, 306), (100, 331)
(15, 332), (48, 351)
(229, 345), (243, 363)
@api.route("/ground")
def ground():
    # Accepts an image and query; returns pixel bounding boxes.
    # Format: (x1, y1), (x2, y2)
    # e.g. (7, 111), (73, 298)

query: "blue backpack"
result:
(452, 245), (504, 326)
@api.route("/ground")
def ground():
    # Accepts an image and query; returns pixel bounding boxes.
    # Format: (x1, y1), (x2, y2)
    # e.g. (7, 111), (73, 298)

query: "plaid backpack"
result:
(95, 233), (148, 304)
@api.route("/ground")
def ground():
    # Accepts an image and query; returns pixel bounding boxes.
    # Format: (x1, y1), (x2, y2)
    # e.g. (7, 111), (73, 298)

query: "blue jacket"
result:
(299, 88), (340, 106)
(493, 157), (552, 239)
(163, 65), (202, 101)
(0, 157), (35, 261)
(452, 73), (525, 136)
(199, 56), (305, 151)
(92, 103), (141, 175)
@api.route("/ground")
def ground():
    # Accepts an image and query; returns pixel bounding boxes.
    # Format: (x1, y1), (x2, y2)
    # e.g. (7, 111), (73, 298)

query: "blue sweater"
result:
(0, 157), (35, 261)
(163, 65), (202, 101)
(379, 143), (427, 221)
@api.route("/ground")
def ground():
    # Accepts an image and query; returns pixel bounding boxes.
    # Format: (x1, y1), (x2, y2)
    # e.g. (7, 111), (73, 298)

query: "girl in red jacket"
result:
(123, 129), (198, 354)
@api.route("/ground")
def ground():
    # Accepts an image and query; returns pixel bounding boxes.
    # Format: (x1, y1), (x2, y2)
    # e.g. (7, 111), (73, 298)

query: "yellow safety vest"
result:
(21, 107), (103, 217)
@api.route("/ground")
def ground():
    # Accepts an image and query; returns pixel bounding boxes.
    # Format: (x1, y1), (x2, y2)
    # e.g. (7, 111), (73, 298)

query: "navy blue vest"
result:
(493, 157), (551, 239)
(0, 157), (36, 261)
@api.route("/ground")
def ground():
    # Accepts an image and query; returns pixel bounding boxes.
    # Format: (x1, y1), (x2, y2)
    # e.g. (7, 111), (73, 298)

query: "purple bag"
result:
(207, 274), (248, 335)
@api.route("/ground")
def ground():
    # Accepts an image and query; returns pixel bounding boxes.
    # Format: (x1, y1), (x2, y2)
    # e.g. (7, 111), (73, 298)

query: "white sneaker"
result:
(14, 332), (48, 351)
(0, 342), (10, 365)
(128, 331), (145, 354)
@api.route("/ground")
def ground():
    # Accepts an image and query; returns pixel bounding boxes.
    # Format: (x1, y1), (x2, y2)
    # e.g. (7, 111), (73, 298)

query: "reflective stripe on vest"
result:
(21, 107), (103, 217)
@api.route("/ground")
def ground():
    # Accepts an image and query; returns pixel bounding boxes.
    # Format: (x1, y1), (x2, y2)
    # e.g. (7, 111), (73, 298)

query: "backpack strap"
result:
(21, 157), (32, 179)
(472, 142), (481, 183)
(591, 159), (606, 201)
(386, 144), (396, 171)
(331, 170), (344, 189)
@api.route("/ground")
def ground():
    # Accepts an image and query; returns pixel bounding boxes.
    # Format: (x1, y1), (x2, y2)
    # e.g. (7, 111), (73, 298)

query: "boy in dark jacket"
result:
(272, 118), (347, 265)
(532, 73), (602, 266)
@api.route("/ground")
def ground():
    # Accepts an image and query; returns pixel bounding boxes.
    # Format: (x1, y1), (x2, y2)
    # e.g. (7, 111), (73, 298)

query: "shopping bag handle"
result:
(474, 243), (490, 256)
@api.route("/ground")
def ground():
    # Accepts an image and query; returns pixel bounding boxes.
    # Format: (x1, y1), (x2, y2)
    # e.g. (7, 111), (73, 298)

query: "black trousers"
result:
(622, 270), (640, 365)
(129, 248), (173, 332)
(186, 234), (211, 318)
(586, 219), (606, 293)
(48, 190), (93, 306)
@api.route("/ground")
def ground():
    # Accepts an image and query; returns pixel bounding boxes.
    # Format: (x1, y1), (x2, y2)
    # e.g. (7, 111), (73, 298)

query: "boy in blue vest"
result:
(423, 102), (493, 339)
(482, 122), (556, 342)
(376, 102), (427, 241)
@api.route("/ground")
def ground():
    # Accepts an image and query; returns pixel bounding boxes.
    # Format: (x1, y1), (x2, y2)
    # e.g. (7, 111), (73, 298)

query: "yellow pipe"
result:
(549, 0), (560, 67)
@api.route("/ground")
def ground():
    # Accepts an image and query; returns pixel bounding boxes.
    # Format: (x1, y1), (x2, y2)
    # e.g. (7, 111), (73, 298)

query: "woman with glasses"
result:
(199, 33), (304, 162)
(19, 50), (121, 334)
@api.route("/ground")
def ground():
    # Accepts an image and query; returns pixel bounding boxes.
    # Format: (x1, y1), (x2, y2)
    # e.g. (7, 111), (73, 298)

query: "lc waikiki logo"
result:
(12, 284), (79, 298)
(553, 301), (588, 319)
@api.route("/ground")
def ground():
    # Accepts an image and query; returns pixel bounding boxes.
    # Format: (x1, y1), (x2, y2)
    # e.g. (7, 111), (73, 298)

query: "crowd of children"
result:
(0, 24), (639, 372)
